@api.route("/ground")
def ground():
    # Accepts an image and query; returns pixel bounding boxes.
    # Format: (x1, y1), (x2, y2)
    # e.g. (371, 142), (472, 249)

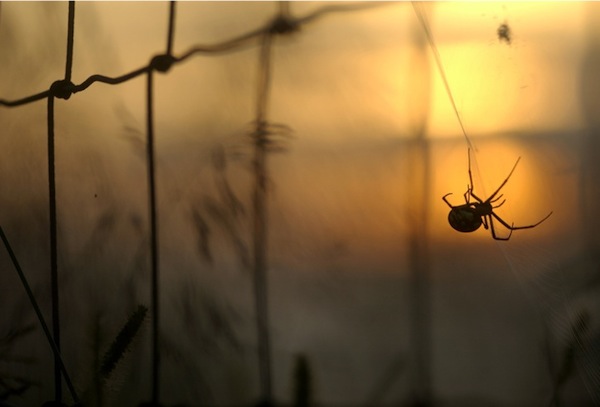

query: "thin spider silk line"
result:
(497, 242), (600, 405)
(411, 4), (471, 149)
(467, 10), (600, 397)
(411, 3), (487, 199)
(414, 3), (600, 403)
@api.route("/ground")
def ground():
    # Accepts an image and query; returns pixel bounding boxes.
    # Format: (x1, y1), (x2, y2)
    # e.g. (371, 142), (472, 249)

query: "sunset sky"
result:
(0, 2), (598, 406)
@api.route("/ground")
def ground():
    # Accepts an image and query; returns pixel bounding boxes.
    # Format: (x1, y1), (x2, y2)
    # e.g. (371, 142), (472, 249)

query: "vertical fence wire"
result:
(406, 12), (433, 406)
(46, 2), (76, 403)
(146, 68), (160, 405)
(0, 3), (396, 405)
(252, 32), (275, 404)
(146, 2), (177, 404)
(407, 138), (432, 407)
(0, 227), (79, 404)
(46, 93), (62, 404)
(65, 1), (75, 83)
(166, 1), (176, 56)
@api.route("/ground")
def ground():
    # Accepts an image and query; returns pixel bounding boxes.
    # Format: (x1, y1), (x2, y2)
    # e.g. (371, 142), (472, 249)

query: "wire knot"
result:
(249, 120), (294, 153)
(150, 54), (176, 73)
(269, 15), (299, 35)
(49, 79), (75, 100)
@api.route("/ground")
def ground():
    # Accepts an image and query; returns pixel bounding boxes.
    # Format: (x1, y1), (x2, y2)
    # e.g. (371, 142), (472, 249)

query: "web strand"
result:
(414, 3), (599, 403)
(412, 3), (473, 151)
(2, 2), (592, 405)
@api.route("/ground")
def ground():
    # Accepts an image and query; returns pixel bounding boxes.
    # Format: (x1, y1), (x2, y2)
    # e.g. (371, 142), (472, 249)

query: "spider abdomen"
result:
(448, 206), (482, 233)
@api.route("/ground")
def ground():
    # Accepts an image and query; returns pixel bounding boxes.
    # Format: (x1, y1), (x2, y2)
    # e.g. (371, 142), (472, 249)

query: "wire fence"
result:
(0, 2), (393, 406)
(2, 2), (598, 407)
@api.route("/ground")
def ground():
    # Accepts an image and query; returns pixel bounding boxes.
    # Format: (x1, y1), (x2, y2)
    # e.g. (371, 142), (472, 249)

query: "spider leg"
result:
(481, 214), (489, 230)
(463, 185), (472, 204)
(490, 193), (506, 208)
(492, 199), (507, 209)
(490, 194), (504, 203)
(464, 149), (486, 204)
(467, 148), (474, 193)
(465, 148), (479, 202)
(491, 211), (553, 231)
(488, 156), (521, 202)
(469, 190), (485, 204)
(442, 193), (454, 208)
(489, 215), (513, 241)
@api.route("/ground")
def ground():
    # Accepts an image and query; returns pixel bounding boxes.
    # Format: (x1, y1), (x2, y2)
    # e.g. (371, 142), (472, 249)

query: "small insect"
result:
(442, 150), (552, 241)
(497, 22), (511, 44)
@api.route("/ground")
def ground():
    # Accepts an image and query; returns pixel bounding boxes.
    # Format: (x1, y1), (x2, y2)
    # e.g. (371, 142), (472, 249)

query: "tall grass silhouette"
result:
(0, 1), (389, 405)
(0, 1), (597, 406)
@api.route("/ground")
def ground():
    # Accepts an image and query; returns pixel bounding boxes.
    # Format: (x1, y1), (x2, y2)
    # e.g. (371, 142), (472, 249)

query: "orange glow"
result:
(82, 1), (584, 251)
(0, 3), (597, 406)
(432, 140), (558, 242)
(416, 2), (587, 139)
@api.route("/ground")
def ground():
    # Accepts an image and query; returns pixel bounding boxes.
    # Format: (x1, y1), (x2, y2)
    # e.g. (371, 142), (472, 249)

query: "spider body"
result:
(447, 202), (486, 233)
(442, 150), (552, 240)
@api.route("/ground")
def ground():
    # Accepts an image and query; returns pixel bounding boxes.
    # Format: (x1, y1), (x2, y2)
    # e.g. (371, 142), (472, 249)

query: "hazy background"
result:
(0, 2), (598, 406)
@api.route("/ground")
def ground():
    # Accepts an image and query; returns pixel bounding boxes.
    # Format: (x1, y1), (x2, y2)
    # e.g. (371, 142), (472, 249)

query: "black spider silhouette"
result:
(442, 149), (552, 240)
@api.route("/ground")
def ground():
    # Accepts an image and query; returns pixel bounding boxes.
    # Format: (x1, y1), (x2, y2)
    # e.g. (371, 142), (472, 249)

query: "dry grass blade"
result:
(99, 305), (148, 379)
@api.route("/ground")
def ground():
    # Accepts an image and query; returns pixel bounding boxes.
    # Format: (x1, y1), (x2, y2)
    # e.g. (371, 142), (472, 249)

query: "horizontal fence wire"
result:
(0, 1), (392, 405)
(0, 2), (387, 107)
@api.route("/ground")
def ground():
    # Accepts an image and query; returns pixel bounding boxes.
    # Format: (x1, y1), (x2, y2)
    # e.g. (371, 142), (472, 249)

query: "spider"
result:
(497, 22), (511, 45)
(442, 150), (552, 241)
